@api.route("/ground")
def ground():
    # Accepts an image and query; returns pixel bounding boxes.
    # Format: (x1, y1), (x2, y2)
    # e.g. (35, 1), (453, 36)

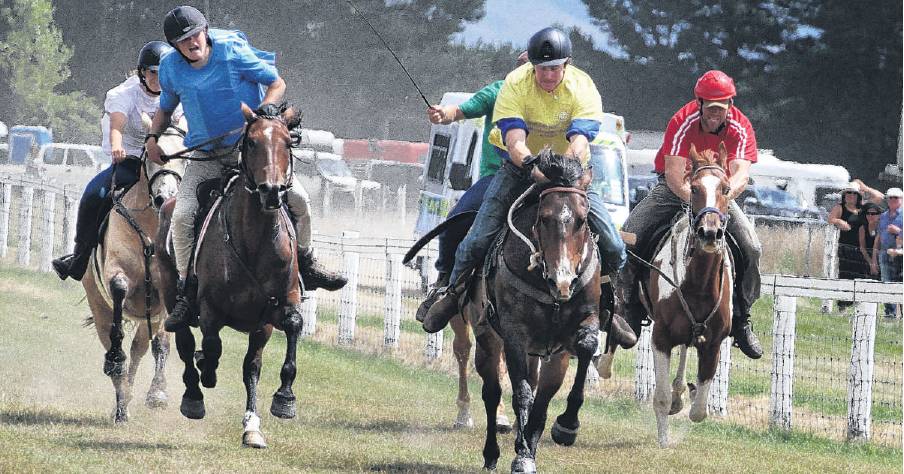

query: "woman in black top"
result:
(859, 202), (883, 280)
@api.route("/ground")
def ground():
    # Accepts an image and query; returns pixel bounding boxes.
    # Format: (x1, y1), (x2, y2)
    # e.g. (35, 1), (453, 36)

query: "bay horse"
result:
(81, 119), (187, 423)
(462, 150), (602, 472)
(172, 103), (303, 449)
(644, 143), (733, 447)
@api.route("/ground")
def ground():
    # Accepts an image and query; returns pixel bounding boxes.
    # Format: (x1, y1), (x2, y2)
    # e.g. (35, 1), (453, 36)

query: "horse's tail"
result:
(403, 211), (476, 264)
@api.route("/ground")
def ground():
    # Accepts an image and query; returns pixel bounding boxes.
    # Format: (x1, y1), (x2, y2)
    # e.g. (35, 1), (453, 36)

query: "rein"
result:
(161, 126), (245, 162)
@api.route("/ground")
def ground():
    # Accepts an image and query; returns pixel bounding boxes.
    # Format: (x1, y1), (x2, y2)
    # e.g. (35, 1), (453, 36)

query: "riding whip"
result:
(345, 0), (431, 107)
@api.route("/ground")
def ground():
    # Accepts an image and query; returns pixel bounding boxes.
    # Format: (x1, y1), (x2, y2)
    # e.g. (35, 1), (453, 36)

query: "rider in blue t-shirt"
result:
(145, 6), (346, 332)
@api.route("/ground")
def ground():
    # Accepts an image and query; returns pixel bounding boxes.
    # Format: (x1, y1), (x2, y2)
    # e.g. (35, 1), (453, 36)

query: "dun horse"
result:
(641, 144), (733, 447)
(82, 120), (187, 423)
(171, 104), (304, 449)
(461, 150), (602, 472)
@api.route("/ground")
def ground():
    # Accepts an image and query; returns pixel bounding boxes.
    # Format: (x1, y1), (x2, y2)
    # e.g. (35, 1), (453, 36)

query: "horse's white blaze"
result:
(243, 411), (261, 432)
(700, 175), (720, 208)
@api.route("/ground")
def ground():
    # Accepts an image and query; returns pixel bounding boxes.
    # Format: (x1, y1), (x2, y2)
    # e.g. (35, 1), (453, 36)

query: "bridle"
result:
(238, 115), (294, 196)
(144, 125), (186, 206)
(686, 164), (730, 253)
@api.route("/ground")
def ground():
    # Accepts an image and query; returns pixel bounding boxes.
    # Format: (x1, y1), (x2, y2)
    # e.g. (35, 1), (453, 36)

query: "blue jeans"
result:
(74, 158), (140, 250)
(435, 175), (494, 275)
(449, 162), (626, 284)
(879, 253), (902, 316)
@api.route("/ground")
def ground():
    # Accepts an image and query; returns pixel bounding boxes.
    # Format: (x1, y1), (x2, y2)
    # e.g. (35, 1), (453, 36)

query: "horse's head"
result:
(531, 148), (594, 302)
(239, 103), (301, 211)
(687, 143), (730, 253)
(145, 116), (188, 209)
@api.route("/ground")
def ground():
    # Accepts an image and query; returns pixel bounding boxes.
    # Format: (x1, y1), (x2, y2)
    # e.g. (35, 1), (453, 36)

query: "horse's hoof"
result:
(495, 414), (512, 434)
(242, 430), (268, 449)
(668, 396), (684, 415)
(270, 393), (296, 419)
(180, 396), (206, 420)
(551, 420), (579, 446)
(145, 390), (168, 409)
(452, 416), (474, 430)
(511, 456), (537, 474)
(689, 407), (708, 423)
(200, 370), (217, 389)
(483, 460), (497, 471)
(103, 353), (126, 377)
(111, 407), (129, 424)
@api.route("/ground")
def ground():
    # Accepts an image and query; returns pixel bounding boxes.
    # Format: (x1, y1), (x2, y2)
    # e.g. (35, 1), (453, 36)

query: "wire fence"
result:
(1, 176), (901, 447)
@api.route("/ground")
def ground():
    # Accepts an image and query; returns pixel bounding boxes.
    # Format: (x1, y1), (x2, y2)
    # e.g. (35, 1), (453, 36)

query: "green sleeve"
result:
(459, 81), (503, 119)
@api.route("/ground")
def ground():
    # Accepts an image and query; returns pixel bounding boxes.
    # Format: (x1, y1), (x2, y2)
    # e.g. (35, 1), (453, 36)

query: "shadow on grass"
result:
(1, 409), (108, 428)
(69, 439), (177, 451)
(367, 462), (471, 473)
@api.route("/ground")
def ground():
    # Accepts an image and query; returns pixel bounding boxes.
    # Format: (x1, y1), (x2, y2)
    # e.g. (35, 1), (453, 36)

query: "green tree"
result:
(0, 0), (100, 142)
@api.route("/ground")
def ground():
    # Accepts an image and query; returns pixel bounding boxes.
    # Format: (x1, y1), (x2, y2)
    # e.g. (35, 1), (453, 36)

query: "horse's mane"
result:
(535, 147), (584, 187)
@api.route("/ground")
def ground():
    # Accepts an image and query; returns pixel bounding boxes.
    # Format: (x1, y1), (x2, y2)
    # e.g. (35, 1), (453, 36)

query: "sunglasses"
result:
(866, 212), (881, 216)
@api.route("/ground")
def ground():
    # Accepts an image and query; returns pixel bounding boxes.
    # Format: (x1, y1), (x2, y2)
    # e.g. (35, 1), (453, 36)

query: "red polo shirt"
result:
(654, 100), (758, 175)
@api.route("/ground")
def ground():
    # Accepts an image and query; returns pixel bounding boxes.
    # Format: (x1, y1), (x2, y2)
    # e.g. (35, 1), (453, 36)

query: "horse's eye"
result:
(691, 186), (698, 195)
(722, 186), (731, 196)
(246, 141), (255, 149)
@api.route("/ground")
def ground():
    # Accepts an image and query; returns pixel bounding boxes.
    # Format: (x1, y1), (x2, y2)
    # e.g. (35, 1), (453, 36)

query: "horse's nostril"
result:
(154, 196), (165, 208)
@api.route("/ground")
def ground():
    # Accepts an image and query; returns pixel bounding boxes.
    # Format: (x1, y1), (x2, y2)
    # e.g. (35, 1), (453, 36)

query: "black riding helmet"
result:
(164, 5), (208, 45)
(137, 41), (171, 96)
(527, 27), (572, 66)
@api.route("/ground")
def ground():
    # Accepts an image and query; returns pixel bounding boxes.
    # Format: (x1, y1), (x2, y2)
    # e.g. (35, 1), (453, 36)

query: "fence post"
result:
(707, 337), (733, 417)
(0, 182), (11, 258)
(354, 180), (363, 217)
(17, 186), (34, 267)
(846, 301), (878, 442)
(63, 190), (77, 254)
(338, 230), (360, 345)
(397, 184), (406, 226)
(769, 295), (797, 430)
(634, 323), (655, 402)
(821, 225), (839, 312)
(384, 251), (403, 348)
(423, 254), (443, 360)
(39, 191), (56, 272)
(322, 181), (333, 216)
(301, 292), (318, 337)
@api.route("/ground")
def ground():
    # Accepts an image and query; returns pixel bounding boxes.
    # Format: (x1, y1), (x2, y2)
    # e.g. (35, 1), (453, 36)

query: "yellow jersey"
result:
(489, 63), (604, 163)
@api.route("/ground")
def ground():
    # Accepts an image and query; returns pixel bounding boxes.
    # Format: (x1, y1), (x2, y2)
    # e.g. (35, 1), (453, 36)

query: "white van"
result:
(415, 92), (631, 237)
(749, 150), (850, 212)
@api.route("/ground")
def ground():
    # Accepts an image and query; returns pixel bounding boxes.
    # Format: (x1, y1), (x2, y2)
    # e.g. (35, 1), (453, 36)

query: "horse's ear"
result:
(717, 141), (728, 170)
(577, 165), (593, 190)
(283, 107), (302, 130)
(241, 103), (256, 122)
(688, 143), (703, 168)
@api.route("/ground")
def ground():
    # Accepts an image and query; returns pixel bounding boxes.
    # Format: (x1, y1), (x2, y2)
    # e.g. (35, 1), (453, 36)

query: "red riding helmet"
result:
(694, 70), (737, 101)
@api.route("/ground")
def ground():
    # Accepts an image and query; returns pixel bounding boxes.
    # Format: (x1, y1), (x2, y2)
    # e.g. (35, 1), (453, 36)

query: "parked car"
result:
(292, 149), (381, 209)
(628, 174), (658, 210)
(37, 143), (109, 170)
(738, 185), (823, 224)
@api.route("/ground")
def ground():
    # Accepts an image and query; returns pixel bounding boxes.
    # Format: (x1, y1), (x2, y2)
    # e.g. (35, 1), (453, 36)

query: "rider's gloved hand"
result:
(521, 154), (537, 172)
(256, 103), (283, 117)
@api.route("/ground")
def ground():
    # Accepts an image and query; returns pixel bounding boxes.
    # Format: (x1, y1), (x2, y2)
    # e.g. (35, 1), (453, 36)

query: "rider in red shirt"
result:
(616, 70), (764, 359)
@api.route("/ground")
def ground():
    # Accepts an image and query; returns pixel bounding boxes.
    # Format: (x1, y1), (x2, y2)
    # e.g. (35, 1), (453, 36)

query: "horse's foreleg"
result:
(105, 275), (129, 423)
(242, 325), (272, 449)
(652, 344), (673, 448)
(551, 324), (598, 447)
(146, 325), (170, 409)
(669, 345), (689, 415)
(199, 319), (223, 389)
(450, 315), (473, 429)
(175, 327), (205, 419)
(474, 330), (503, 471)
(503, 339), (536, 474)
(271, 309), (301, 419)
(689, 343), (720, 423)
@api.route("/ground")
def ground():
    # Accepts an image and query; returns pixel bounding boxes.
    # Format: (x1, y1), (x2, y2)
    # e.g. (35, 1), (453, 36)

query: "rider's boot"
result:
(614, 262), (646, 338)
(416, 272), (450, 323)
(731, 312), (763, 359)
(164, 275), (198, 332)
(601, 279), (637, 349)
(421, 273), (468, 334)
(298, 247), (347, 291)
(52, 244), (92, 281)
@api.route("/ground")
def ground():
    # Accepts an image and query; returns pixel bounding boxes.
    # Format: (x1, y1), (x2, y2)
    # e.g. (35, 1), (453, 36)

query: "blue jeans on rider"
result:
(75, 158), (141, 248)
(435, 174), (494, 275)
(448, 160), (626, 285)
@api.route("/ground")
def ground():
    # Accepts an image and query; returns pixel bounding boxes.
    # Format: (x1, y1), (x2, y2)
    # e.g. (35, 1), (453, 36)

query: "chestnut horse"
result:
(462, 150), (602, 472)
(82, 120), (187, 423)
(644, 144), (733, 447)
(172, 104), (303, 449)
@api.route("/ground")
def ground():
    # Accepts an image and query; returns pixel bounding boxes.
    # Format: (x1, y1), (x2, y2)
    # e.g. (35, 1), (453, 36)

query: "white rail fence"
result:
(1, 177), (901, 446)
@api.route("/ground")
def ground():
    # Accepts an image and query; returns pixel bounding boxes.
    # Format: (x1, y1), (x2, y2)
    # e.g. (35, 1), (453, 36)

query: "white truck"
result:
(414, 92), (631, 238)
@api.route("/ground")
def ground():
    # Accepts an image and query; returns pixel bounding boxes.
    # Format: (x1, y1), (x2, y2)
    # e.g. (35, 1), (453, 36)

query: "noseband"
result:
(239, 117), (294, 194)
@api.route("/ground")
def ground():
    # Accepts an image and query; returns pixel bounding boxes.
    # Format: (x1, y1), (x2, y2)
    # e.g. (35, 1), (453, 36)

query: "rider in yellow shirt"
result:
(420, 27), (634, 348)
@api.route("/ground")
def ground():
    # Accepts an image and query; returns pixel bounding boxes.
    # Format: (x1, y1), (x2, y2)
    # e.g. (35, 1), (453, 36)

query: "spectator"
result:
(859, 202), (883, 280)
(829, 181), (885, 309)
(873, 187), (903, 318)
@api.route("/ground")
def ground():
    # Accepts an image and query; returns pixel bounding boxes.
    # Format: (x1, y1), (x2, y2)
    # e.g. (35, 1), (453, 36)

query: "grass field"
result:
(1, 265), (901, 473)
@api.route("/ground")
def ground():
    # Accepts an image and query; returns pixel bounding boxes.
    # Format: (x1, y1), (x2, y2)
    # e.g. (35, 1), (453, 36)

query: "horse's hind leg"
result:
(494, 354), (514, 434)
(146, 325), (170, 409)
(450, 315), (473, 429)
(689, 344), (720, 423)
(271, 309), (301, 419)
(121, 314), (152, 418)
(474, 329), (503, 470)
(652, 344), (673, 448)
(175, 327), (205, 419)
(669, 345), (689, 415)
(551, 325), (599, 447)
(242, 326), (273, 448)
(198, 318), (223, 389)
(528, 353), (567, 450)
